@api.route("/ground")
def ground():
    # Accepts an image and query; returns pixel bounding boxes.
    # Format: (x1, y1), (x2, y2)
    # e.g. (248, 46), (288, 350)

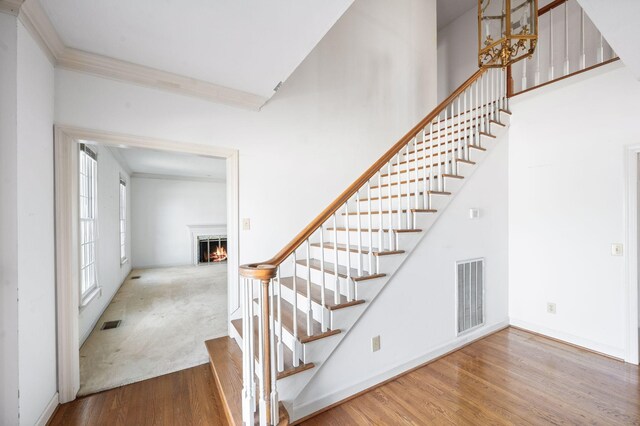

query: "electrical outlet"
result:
(469, 208), (480, 220)
(547, 302), (556, 314)
(371, 335), (381, 352)
(242, 218), (251, 231)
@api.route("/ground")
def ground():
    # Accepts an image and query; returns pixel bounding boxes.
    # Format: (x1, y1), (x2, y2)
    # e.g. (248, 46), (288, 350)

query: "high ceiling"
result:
(437, 0), (475, 30)
(39, 0), (353, 99)
(109, 146), (227, 181)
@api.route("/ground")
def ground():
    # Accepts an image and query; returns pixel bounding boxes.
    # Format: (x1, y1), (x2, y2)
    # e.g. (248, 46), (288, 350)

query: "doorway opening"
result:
(55, 127), (240, 402)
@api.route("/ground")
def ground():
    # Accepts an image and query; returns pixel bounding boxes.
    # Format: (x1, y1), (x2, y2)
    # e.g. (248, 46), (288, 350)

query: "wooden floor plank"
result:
(48, 364), (227, 426)
(300, 328), (640, 425)
(47, 328), (640, 425)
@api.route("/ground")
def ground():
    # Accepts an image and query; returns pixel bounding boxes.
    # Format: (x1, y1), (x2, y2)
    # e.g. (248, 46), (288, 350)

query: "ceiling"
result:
(39, 0), (353, 99)
(437, 0), (476, 30)
(108, 146), (227, 181)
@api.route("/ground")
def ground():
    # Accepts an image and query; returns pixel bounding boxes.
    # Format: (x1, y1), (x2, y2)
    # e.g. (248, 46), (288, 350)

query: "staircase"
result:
(206, 67), (510, 425)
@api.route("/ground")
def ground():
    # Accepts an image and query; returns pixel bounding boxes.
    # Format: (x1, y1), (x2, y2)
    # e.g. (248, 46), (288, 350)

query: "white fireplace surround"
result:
(188, 224), (227, 266)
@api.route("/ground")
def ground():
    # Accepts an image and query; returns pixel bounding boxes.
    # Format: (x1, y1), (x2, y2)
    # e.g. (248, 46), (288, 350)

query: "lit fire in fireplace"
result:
(209, 244), (227, 262)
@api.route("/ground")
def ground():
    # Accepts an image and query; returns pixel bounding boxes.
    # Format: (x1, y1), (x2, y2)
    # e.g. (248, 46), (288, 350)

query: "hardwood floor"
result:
(49, 328), (640, 425)
(301, 328), (640, 425)
(48, 364), (228, 426)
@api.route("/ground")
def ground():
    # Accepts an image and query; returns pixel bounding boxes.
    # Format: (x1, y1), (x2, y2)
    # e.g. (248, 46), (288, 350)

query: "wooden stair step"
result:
(424, 119), (504, 139)
(327, 227), (423, 234)
(381, 158), (475, 178)
(342, 209), (436, 216)
(370, 174), (463, 190)
(407, 135), (493, 157)
(270, 297), (341, 343)
(280, 276), (365, 311)
(310, 242), (405, 257)
(296, 258), (385, 282)
(230, 318), (315, 380)
(398, 145), (483, 167)
(205, 336), (244, 426)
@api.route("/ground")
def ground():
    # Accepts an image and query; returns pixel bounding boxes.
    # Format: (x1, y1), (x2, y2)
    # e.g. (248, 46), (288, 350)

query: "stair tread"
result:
(205, 336), (244, 426)
(370, 174), (463, 190)
(327, 227), (423, 234)
(311, 242), (405, 256)
(381, 158), (475, 178)
(407, 142), (489, 158)
(270, 296), (341, 343)
(398, 145), (483, 167)
(343, 209), (437, 215)
(296, 258), (385, 282)
(280, 276), (365, 310)
(230, 318), (315, 380)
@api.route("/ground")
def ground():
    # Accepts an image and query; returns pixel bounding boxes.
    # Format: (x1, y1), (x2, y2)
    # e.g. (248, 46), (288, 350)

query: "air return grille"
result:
(456, 259), (484, 334)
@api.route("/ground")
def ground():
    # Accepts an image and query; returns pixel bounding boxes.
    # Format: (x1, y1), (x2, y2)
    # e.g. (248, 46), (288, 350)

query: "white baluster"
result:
(414, 136), (420, 211)
(421, 127), (428, 209)
(564, 0), (570, 76)
(344, 202), (352, 301)
(356, 192), (363, 276)
(289, 258), (297, 368)
(333, 213), (340, 305)
(269, 276), (278, 426)
(396, 154), (402, 230)
(386, 161), (393, 251)
(549, 9), (555, 81)
(521, 57), (528, 91)
(319, 226), (327, 332)
(305, 239), (312, 332)
(535, 34), (541, 85)
(438, 113), (444, 192)
(404, 144), (411, 229)
(580, 7), (586, 70)
(444, 106), (450, 175)
(598, 32), (604, 63)
(427, 122), (434, 201)
(367, 182), (374, 266)
(464, 88), (469, 160)
(457, 95), (462, 165)
(376, 173), (383, 252)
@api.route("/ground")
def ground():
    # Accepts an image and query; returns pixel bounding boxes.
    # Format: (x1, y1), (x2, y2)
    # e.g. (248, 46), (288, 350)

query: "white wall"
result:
(509, 63), (639, 359)
(437, 5), (477, 101)
(131, 177), (226, 268)
(296, 130), (510, 415)
(16, 19), (57, 426)
(0, 13), (20, 426)
(78, 145), (132, 344)
(54, 0), (438, 274)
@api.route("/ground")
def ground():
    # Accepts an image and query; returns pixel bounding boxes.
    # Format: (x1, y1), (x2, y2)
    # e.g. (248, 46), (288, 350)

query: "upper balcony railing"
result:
(508, 0), (619, 97)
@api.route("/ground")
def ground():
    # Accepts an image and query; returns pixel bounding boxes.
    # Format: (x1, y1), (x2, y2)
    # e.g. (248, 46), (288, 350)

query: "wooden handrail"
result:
(539, 0), (567, 16)
(240, 67), (487, 275)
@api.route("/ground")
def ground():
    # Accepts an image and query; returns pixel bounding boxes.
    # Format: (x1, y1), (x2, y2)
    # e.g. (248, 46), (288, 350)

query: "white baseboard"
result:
(291, 319), (509, 422)
(509, 317), (625, 360)
(35, 392), (59, 426)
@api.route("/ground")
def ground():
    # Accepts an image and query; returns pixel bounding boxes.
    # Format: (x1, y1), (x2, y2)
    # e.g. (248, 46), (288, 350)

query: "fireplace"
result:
(198, 236), (227, 264)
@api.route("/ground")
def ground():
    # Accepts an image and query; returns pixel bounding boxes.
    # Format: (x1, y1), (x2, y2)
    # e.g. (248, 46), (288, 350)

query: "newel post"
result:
(240, 263), (278, 426)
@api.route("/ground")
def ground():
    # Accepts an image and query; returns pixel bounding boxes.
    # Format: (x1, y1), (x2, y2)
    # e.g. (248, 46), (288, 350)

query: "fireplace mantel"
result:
(188, 224), (227, 266)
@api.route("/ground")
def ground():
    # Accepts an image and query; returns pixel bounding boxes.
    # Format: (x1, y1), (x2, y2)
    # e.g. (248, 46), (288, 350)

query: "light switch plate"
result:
(547, 302), (556, 314)
(242, 218), (251, 231)
(371, 335), (380, 352)
(469, 208), (480, 220)
(611, 243), (623, 256)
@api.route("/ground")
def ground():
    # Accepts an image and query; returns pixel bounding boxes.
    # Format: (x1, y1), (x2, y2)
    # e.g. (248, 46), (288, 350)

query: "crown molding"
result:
(131, 172), (226, 183)
(13, 0), (268, 110)
(0, 0), (24, 15)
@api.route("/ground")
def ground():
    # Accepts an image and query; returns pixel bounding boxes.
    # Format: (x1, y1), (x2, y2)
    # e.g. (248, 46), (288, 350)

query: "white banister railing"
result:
(239, 66), (507, 425)
(510, 0), (618, 96)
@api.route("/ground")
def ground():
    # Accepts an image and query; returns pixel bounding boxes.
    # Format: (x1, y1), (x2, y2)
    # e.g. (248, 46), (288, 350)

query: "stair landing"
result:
(205, 336), (290, 426)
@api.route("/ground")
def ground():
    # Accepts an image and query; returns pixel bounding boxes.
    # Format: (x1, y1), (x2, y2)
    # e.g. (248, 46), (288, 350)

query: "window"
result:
(79, 144), (99, 305)
(119, 178), (127, 263)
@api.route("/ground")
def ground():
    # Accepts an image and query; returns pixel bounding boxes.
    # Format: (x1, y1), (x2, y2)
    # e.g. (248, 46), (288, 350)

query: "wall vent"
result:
(456, 258), (484, 334)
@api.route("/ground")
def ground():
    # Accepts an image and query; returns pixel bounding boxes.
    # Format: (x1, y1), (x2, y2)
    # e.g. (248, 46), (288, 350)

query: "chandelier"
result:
(478, 0), (538, 68)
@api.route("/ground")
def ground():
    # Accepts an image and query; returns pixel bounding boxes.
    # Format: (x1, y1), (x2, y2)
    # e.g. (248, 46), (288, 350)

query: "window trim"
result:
(119, 177), (128, 265)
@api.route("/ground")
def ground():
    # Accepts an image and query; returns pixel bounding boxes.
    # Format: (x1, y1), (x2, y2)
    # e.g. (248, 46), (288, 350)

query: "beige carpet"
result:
(79, 264), (228, 396)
